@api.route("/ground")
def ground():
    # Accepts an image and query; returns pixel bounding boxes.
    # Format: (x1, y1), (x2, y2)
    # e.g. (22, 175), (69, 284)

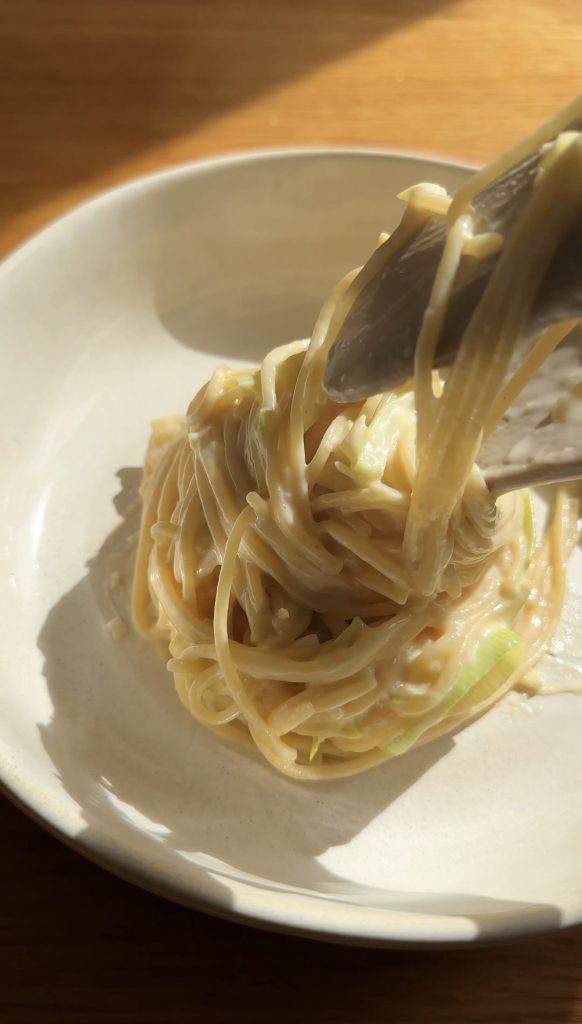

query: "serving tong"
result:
(323, 107), (582, 493)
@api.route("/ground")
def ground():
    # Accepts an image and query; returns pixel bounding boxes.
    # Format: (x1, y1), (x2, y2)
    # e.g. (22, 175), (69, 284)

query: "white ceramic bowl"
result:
(2, 149), (582, 947)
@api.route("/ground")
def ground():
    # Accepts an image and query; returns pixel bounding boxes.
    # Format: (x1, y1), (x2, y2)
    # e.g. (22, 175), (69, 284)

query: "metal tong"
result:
(323, 112), (582, 492)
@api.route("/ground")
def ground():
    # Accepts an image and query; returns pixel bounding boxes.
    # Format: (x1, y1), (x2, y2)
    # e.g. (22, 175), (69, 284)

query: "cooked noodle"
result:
(132, 103), (582, 779)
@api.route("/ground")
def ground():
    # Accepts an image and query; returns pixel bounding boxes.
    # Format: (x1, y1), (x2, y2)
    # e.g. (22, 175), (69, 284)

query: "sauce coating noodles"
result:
(133, 104), (582, 779)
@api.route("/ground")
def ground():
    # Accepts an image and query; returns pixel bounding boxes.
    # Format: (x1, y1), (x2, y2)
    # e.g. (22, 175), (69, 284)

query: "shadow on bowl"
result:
(35, 468), (563, 943)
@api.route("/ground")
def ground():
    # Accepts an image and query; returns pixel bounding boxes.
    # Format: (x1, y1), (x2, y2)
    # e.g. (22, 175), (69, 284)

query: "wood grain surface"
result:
(1, 2), (582, 1021)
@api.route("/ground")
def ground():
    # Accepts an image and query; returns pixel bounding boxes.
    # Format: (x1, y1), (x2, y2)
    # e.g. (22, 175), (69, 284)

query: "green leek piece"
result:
(383, 628), (525, 758)
(309, 736), (320, 761)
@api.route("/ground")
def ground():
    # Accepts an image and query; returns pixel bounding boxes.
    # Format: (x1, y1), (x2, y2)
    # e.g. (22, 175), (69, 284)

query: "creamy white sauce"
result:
(479, 330), (582, 482)
(551, 382), (582, 425)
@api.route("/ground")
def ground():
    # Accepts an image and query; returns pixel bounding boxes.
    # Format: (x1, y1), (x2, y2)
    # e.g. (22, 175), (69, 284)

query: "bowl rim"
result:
(2, 145), (579, 948)
(1, 144), (478, 272)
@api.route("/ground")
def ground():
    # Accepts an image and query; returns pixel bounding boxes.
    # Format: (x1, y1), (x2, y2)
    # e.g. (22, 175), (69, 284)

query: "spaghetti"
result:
(133, 102), (582, 779)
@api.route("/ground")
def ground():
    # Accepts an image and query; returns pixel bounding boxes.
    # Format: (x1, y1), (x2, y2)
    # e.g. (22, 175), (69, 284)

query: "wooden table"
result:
(2, 2), (582, 1020)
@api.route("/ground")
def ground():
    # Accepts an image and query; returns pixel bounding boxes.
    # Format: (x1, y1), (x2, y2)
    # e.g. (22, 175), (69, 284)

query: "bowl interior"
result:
(2, 149), (582, 945)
